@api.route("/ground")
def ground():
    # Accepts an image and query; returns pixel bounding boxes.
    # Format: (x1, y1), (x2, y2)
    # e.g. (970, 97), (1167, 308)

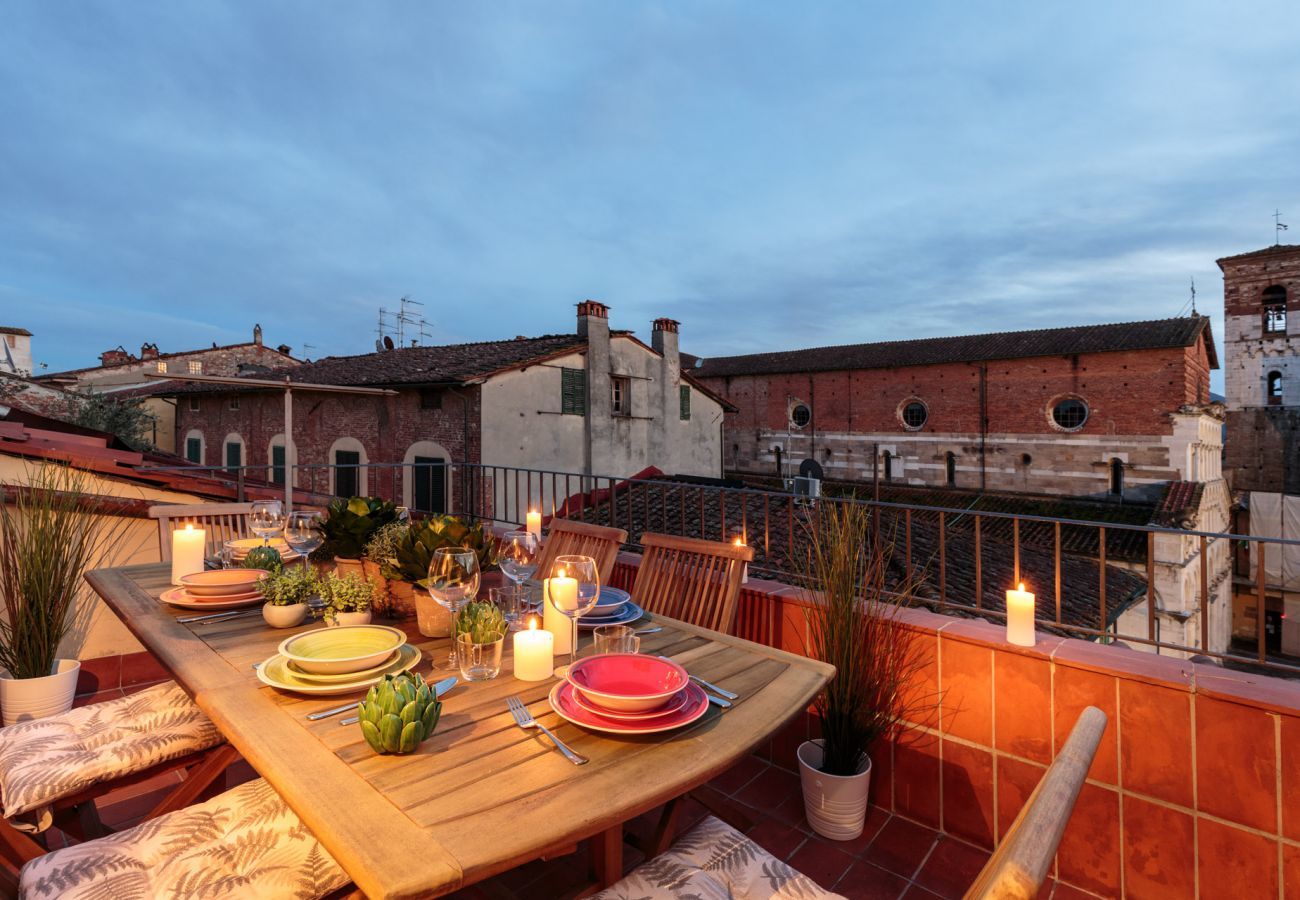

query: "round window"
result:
(1052, 398), (1089, 430)
(901, 401), (928, 430)
(790, 404), (812, 428)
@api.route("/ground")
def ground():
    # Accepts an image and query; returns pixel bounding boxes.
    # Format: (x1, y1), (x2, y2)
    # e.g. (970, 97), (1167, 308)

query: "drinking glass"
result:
(283, 510), (323, 561)
(490, 585), (530, 631)
(249, 500), (285, 546)
(593, 624), (639, 655)
(428, 547), (481, 670)
(457, 632), (504, 681)
(548, 554), (599, 673)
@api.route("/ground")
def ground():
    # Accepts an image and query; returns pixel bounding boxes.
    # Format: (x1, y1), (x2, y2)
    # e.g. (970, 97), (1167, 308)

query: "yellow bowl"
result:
(278, 625), (407, 675)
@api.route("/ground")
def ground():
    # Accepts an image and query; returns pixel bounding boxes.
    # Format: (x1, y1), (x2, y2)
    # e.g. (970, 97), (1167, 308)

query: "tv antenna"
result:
(301, 342), (316, 360)
(376, 306), (396, 346)
(1276, 209), (1289, 245)
(1189, 276), (1197, 315)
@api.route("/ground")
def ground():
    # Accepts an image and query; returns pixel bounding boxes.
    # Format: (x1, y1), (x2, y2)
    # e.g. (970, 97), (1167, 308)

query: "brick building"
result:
(38, 325), (298, 452)
(164, 303), (728, 514)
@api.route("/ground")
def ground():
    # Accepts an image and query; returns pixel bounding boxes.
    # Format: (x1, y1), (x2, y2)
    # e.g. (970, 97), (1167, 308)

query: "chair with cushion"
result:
(149, 502), (255, 562)
(631, 533), (754, 634)
(0, 682), (238, 893)
(18, 776), (350, 899)
(594, 814), (845, 900)
(535, 518), (628, 585)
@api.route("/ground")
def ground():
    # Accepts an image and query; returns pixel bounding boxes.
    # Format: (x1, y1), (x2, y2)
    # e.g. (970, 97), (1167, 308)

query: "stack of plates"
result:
(548, 654), (708, 735)
(578, 587), (642, 630)
(256, 625), (419, 696)
(225, 537), (301, 563)
(162, 569), (267, 610)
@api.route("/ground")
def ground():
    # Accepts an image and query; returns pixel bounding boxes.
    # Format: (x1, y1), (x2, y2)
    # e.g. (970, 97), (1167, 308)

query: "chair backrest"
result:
(149, 502), (255, 562)
(630, 533), (755, 634)
(535, 519), (628, 585)
(963, 706), (1108, 900)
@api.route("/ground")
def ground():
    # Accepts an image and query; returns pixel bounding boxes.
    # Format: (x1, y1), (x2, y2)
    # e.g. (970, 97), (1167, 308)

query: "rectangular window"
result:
(334, 450), (361, 497)
(412, 456), (447, 514)
(156, 361), (168, 373)
(224, 441), (242, 475)
(188, 397), (200, 412)
(229, 397), (240, 411)
(611, 376), (630, 416)
(5, 335), (14, 347)
(271, 445), (286, 485)
(679, 384), (691, 420)
(420, 389), (443, 410)
(185, 437), (202, 464)
(1265, 305), (1287, 334)
(188, 360), (202, 374)
(561, 368), (586, 415)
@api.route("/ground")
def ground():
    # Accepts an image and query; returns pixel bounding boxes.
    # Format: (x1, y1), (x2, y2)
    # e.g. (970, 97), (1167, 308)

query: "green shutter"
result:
(679, 384), (691, 420)
(562, 368), (586, 415)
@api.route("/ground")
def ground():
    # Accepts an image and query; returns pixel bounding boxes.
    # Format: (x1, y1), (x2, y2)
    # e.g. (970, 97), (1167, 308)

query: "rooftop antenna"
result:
(376, 306), (395, 346)
(1190, 276), (1197, 315)
(1276, 209), (1288, 245)
(301, 342), (316, 360)
(396, 296), (423, 347)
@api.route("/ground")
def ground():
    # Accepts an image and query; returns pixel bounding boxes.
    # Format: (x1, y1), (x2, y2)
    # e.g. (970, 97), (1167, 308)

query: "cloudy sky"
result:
(3, 3), (1298, 388)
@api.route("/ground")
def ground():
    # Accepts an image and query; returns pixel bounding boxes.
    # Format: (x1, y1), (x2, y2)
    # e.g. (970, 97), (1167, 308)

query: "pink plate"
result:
(179, 568), (266, 596)
(549, 681), (709, 735)
(571, 685), (690, 721)
(566, 653), (689, 713)
(160, 587), (264, 610)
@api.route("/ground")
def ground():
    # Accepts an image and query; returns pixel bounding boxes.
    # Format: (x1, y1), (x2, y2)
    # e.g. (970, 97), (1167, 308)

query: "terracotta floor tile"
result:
(76, 654), (121, 695)
(901, 886), (944, 899)
(833, 859), (911, 900)
(1195, 695), (1278, 833)
(995, 755), (1046, 842)
(912, 835), (989, 899)
(72, 688), (124, 709)
(1196, 817), (1278, 899)
(734, 765), (802, 812)
(815, 803), (891, 857)
(787, 836), (857, 888)
(711, 754), (768, 795)
(1051, 883), (1104, 900)
(746, 816), (809, 861)
(772, 789), (813, 828)
(1121, 794), (1193, 899)
(119, 651), (168, 687)
(862, 817), (939, 879)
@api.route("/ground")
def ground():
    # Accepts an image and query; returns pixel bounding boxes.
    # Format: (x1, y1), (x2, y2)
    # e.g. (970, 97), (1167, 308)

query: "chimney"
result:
(651, 318), (680, 358)
(100, 347), (131, 367)
(576, 300), (609, 337)
(253, 324), (263, 345)
(140, 342), (159, 361)
(576, 301), (611, 474)
(653, 319), (682, 451)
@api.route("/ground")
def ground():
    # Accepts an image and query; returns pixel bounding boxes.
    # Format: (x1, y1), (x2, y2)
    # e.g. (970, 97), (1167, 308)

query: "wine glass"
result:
(548, 554), (599, 674)
(283, 510), (323, 559)
(498, 530), (539, 624)
(249, 500), (285, 547)
(428, 547), (481, 670)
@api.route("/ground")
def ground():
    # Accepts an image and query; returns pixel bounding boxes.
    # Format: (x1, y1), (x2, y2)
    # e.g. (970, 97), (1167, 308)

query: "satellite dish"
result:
(383, 336), (395, 350)
(799, 458), (824, 480)
(374, 339), (384, 351)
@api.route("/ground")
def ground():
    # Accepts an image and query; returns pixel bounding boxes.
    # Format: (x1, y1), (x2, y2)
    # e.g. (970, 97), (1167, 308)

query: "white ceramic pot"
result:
(797, 739), (872, 841)
(329, 610), (373, 628)
(263, 602), (309, 628)
(0, 659), (81, 725)
(413, 593), (452, 637)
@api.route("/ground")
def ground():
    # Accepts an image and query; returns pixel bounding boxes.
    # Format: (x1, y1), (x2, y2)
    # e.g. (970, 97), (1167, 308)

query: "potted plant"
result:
(798, 502), (926, 841)
(318, 496), (400, 577)
(260, 566), (318, 628)
(377, 516), (498, 630)
(363, 521), (408, 618)
(454, 601), (507, 681)
(0, 466), (125, 724)
(320, 571), (376, 627)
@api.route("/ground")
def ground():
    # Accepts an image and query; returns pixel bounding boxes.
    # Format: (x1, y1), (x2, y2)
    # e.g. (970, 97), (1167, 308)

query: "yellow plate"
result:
(256, 643), (421, 696)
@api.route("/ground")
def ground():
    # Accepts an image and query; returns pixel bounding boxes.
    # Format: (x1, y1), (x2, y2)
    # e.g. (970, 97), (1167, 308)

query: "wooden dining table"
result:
(85, 563), (834, 900)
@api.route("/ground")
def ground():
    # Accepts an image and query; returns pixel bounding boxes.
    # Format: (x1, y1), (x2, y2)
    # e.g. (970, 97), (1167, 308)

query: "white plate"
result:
(256, 643), (421, 695)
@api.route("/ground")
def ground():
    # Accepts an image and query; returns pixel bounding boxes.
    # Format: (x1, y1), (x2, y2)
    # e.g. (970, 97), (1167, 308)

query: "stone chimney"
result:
(652, 318), (680, 359)
(652, 319), (683, 462)
(253, 324), (263, 346)
(140, 342), (159, 361)
(577, 301), (611, 474)
(576, 300), (609, 338)
(100, 347), (131, 367)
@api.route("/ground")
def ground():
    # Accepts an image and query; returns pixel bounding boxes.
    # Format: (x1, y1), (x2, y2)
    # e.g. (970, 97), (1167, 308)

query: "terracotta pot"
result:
(360, 559), (391, 615)
(798, 739), (872, 841)
(387, 580), (420, 619)
(262, 602), (309, 628)
(0, 660), (81, 725)
(413, 592), (453, 638)
(333, 558), (365, 578)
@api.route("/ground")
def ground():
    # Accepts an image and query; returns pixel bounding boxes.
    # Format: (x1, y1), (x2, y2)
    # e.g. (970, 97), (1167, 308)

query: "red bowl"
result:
(566, 653), (689, 713)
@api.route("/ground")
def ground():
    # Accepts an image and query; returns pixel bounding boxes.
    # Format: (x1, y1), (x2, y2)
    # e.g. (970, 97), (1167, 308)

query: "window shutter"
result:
(679, 385), (691, 420)
(562, 368), (586, 415)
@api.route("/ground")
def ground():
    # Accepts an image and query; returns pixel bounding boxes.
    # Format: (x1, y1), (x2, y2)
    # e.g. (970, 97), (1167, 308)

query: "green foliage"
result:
(356, 672), (441, 755)
(320, 571), (374, 622)
(454, 601), (506, 644)
(242, 545), (283, 573)
(261, 566), (319, 607)
(380, 515), (496, 585)
(63, 392), (155, 451)
(364, 521), (408, 566)
(318, 497), (399, 560)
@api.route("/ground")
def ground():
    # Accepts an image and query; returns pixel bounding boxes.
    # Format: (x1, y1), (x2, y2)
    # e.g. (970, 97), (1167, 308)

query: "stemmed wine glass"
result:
(283, 510), (323, 559)
(497, 530), (539, 627)
(548, 554), (599, 675)
(249, 500), (285, 547)
(428, 547), (481, 670)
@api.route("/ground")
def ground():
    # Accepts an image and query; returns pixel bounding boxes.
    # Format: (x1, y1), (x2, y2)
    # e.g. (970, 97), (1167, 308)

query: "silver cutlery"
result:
(705, 693), (732, 709)
(506, 695), (587, 765)
(337, 676), (457, 725)
(634, 626), (663, 635)
(689, 675), (738, 701)
(177, 609), (258, 625)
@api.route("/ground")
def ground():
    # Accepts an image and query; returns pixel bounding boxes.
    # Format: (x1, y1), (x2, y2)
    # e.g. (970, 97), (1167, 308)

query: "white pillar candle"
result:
(513, 617), (554, 681)
(526, 509), (542, 540)
(1006, 583), (1036, 647)
(733, 537), (748, 584)
(171, 524), (206, 585)
(543, 576), (576, 655)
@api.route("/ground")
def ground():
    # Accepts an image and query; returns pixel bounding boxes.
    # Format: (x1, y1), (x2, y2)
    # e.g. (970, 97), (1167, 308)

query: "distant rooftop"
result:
(0, 326), (32, 337)
(1216, 243), (1300, 265)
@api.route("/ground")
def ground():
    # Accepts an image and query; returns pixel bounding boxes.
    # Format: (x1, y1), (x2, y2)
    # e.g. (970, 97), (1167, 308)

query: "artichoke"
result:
(243, 545), (283, 572)
(319, 497), (400, 561)
(455, 601), (507, 644)
(357, 672), (441, 755)
(381, 515), (497, 585)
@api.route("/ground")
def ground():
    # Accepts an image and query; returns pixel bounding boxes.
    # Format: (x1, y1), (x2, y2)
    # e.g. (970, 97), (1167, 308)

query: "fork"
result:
(506, 696), (587, 765)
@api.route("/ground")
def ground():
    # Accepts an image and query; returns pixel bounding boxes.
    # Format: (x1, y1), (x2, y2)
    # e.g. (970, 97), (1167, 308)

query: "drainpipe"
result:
(979, 363), (988, 493)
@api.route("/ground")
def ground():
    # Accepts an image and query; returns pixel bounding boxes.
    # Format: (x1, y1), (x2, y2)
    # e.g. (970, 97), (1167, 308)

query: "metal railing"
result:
(137, 459), (1300, 676)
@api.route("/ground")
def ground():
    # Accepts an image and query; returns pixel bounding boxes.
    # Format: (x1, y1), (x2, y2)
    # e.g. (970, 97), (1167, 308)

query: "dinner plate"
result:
(161, 587), (264, 610)
(287, 648), (402, 683)
(549, 681), (708, 735)
(256, 643), (421, 695)
(179, 568), (266, 596)
(578, 601), (643, 629)
(589, 586), (630, 617)
(226, 538), (300, 560)
(571, 685), (690, 721)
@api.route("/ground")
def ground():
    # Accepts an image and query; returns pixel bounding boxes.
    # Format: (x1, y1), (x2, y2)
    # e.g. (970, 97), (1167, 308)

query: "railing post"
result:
(237, 468), (245, 502)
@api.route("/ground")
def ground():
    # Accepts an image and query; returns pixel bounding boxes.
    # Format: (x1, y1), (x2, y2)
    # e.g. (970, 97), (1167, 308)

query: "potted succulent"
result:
(260, 566), (318, 628)
(0, 466), (125, 724)
(320, 571), (376, 627)
(363, 521), (408, 618)
(454, 601), (507, 681)
(318, 496), (400, 577)
(377, 516), (498, 630)
(798, 503), (926, 841)
(357, 672), (441, 755)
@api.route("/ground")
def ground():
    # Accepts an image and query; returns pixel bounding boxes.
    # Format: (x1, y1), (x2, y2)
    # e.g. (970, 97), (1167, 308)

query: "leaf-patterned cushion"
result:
(0, 682), (223, 819)
(19, 777), (350, 900)
(593, 815), (846, 900)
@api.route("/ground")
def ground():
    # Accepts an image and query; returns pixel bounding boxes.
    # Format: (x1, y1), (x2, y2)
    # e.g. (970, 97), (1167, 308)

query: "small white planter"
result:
(263, 602), (309, 628)
(329, 610), (373, 628)
(0, 659), (81, 726)
(798, 739), (872, 841)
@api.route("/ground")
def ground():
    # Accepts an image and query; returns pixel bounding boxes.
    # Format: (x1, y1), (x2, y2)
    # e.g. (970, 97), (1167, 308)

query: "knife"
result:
(689, 675), (739, 701)
(334, 676), (458, 725)
(706, 693), (732, 710)
(177, 609), (258, 625)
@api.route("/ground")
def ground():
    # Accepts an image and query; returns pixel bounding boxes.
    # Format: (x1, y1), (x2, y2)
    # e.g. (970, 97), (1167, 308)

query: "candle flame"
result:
(528, 617), (538, 631)
(1018, 582), (1025, 592)
(733, 536), (744, 546)
(184, 524), (194, 532)
(558, 566), (566, 578)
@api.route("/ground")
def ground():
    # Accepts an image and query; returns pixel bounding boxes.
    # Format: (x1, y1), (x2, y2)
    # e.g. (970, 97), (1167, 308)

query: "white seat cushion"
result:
(19, 777), (350, 899)
(0, 682), (222, 819)
(594, 815), (846, 899)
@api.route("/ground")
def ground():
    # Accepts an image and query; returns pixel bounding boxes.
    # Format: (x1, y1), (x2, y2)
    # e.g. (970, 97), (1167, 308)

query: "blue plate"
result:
(590, 586), (631, 616)
(579, 600), (643, 629)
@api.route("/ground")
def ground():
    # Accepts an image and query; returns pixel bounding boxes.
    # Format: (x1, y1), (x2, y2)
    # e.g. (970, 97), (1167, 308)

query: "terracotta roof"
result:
(1151, 481), (1205, 528)
(37, 341), (299, 380)
(694, 316), (1218, 378)
(1216, 244), (1300, 266)
(0, 327), (31, 337)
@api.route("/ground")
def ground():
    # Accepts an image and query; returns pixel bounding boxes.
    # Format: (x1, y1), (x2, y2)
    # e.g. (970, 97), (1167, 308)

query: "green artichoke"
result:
(455, 601), (507, 644)
(356, 673), (441, 755)
(242, 545), (283, 572)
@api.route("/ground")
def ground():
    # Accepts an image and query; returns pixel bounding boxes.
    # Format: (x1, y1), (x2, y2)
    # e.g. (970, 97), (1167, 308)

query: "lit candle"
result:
(734, 536), (749, 584)
(1006, 582), (1036, 647)
(542, 574), (576, 655)
(526, 509), (542, 540)
(171, 524), (206, 585)
(513, 617), (554, 681)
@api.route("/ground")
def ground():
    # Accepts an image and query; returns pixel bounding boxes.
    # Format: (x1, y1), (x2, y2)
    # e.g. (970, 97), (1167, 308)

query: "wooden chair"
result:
(964, 705), (1108, 899)
(149, 502), (254, 561)
(535, 518), (628, 584)
(631, 533), (754, 634)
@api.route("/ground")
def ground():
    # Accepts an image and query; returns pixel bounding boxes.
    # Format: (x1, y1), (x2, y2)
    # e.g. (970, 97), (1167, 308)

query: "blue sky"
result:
(2, 3), (1298, 390)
